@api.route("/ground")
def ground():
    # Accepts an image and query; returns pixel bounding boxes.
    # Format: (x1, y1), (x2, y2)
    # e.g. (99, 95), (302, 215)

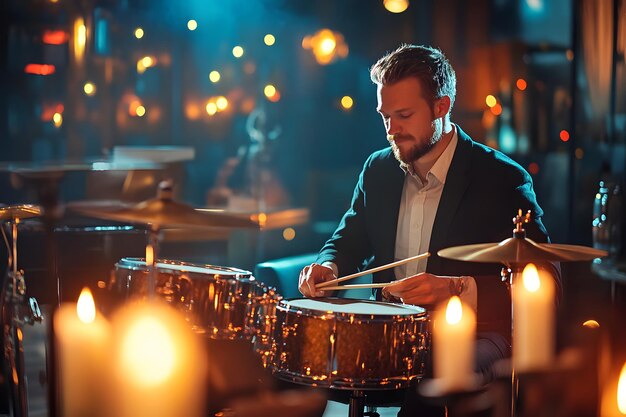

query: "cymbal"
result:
(438, 237), (608, 264)
(0, 204), (42, 221)
(68, 199), (259, 230)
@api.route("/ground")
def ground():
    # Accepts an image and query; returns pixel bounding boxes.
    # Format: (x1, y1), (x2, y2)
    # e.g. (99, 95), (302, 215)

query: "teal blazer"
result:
(316, 126), (560, 335)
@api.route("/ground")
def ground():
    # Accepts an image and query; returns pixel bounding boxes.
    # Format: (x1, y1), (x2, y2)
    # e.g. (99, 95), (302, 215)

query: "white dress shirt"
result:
(393, 127), (477, 310)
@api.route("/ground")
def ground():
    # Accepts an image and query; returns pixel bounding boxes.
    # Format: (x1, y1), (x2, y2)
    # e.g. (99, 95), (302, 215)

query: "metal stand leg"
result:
(348, 390), (365, 417)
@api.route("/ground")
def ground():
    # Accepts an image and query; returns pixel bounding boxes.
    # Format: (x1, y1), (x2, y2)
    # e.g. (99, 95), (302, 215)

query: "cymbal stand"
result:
(2, 218), (43, 417)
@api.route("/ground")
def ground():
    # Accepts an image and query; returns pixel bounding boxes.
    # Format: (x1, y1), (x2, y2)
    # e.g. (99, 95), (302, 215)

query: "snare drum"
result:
(270, 297), (430, 390)
(111, 258), (262, 339)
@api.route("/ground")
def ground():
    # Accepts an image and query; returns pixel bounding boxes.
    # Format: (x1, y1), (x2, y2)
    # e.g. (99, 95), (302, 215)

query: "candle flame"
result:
(445, 296), (463, 325)
(618, 362), (626, 414)
(145, 244), (154, 266)
(122, 315), (175, 387)
(522, 263), (541, 292)
(76, 287), (96, 324)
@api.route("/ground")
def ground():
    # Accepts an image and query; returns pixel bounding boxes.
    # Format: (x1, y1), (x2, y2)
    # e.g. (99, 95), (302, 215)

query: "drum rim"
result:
(277, 297), (427, 320)
(270, 368), (422, 390)
(115, 257), (253, 278)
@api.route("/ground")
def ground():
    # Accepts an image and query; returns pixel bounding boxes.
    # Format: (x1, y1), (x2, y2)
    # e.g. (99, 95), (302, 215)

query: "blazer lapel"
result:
(428, 126), (473, 272)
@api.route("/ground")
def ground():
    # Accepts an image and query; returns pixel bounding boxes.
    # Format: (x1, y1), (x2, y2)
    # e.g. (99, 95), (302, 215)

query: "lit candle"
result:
(512, 263), (555, 372)
(108, 301), (206, 417)
(600, 362), (626, 417)
(54, 288), (110, 417)
(433, 295), (476, 391)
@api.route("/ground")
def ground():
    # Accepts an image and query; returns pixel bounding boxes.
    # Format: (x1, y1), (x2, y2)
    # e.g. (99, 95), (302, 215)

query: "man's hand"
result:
(298, 263), (337, 298)
(382, 272), (462, 306)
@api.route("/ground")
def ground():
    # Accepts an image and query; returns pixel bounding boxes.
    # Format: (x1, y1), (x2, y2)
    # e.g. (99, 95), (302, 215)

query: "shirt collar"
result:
(401, 126), (458, 185)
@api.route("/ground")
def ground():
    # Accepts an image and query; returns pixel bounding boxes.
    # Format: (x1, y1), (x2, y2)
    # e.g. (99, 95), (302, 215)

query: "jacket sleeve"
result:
(316, 155), (376, 277)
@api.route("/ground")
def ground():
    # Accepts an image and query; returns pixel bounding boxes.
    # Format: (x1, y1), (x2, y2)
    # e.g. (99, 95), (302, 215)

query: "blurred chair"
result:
(254, 253), (372, 300)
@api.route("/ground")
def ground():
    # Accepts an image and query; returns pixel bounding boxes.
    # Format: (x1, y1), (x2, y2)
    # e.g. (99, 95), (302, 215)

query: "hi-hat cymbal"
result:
(68, 198), (259, 229)
(438, 237), (607, 264)
(0, 204), (42, 222)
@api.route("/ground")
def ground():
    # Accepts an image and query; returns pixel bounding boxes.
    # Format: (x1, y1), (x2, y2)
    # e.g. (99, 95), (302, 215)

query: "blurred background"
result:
(0, 0), (625, 309)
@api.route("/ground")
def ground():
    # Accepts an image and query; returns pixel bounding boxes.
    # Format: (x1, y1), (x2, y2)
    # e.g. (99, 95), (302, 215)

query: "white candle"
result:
(108, 301), (206, 417)
(512, 263), (555, 372)
(54, 288), (110, 417)
(433, 295), (476, 392)
(600, 362), (626, 417)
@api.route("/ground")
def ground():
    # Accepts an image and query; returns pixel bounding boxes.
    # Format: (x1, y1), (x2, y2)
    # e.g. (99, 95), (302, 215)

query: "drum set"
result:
(1, 179), (608, 417)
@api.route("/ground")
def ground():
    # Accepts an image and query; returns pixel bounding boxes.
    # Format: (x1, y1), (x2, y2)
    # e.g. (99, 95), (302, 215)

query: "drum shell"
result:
(111, 258), (261, 339)
(270, 298), (430, 390)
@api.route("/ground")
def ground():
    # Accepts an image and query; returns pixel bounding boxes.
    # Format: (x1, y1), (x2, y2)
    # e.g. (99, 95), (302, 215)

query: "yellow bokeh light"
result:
(52, 112), (63, 127)
(76, 288), (96, 324)
(232, 46), (244, 58)
(320, 37), (336, 55)
(83, 82), (96, 96)
(445, 296), (462, 325)
(209, 70), (221, 83)
(206, 101), (217, 116)
(134, 28), (144, 39)
(264, 34), (276, 46)
(283, 227), (296, 241)
(136, 105), (146, 117)
(216, 96), (228, 111)
(187, 20), (198, 31)
(142, 56), (154, 68)
(383, 0), (410, 13)
(121, 315), (176, 387)
(73, 18), (86, 64)
(485, 95), (497, 108)
(341, 96), (354, 109)
(264, 84), (277, 98)
(582, 319), (599, 328)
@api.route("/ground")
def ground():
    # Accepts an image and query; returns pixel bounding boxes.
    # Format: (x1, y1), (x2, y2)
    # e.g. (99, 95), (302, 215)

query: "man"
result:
(298, 44), (560, 416)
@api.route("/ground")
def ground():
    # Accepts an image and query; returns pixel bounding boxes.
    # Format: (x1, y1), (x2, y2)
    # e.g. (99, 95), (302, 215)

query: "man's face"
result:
(376, 77), (444, 165)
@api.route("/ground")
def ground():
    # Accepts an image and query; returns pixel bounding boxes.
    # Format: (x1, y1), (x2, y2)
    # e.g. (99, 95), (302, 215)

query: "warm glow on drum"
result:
(618, 362), (626, 413)
(121, 315), (176, 387)
(445, 296), (462, 325)
(77, 288), (96, 324)
(522, 263), (541, 292)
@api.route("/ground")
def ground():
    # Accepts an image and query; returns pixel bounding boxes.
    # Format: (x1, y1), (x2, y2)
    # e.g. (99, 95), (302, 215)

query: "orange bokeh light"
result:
(560, 130), (570, 142)
(516, 78), (527, 91)
(24, 64), (56, 75)
(43, 30), (69, 45)
(528, 162), (540, 175)
(490, 103), (503, 116)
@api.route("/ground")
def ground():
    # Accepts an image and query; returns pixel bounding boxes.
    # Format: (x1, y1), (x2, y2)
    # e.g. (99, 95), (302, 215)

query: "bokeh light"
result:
(560, 130), (570, 142)
(490, 103), (503, 116)
(209, 71), (221, 83)
(341, 96), (354, 110)
(283, 228), (296, 241)
(83, 82), (96, 96)
(485, 95), (497, 108)
(383, 0), (410, 13)
(136, 105), (146, 117)
(232, 46), (244, 58)
(215, 96), (228, 111)
(516, 78), (527, 91)
(206, 101), (217, 116)
(134, 28), (144, 39)
(187, 20), (197, 31)
(264, 34), (275, 46)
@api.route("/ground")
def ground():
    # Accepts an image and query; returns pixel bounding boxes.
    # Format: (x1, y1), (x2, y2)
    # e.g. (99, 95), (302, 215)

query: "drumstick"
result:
(317, 282), (392, 291)
(316, 252), (430, 289)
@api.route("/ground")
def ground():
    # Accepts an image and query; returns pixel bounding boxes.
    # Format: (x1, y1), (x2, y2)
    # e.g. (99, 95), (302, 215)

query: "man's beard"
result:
(388, 118), (443, 167)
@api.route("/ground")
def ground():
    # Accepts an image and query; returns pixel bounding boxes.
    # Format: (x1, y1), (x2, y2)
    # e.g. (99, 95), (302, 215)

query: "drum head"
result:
(281, 297), (425, 319)
(115, 257), (252, 278)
